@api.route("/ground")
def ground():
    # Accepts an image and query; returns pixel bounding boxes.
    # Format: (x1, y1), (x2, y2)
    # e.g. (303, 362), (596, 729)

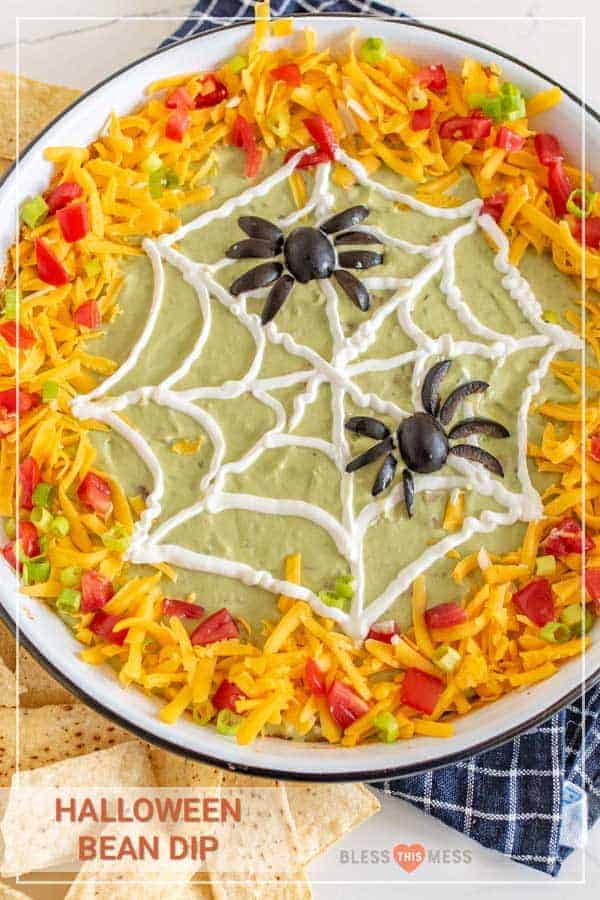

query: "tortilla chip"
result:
(0, 884), (32, 898)
(149, 747), (223, 788)
(0, 71), (80, 159)
(0, 662), (20, 708)
(209, 872), (312, 900)
(0, 703), (130, 785)
(0, 621), (74, 706)
(67, 875), (212, 900)
(0, 159), (10, 178)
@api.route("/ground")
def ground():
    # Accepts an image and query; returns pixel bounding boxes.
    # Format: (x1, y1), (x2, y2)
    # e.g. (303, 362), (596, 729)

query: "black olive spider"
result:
(226, 206), (384, 324)
(344, 360), (510, 517)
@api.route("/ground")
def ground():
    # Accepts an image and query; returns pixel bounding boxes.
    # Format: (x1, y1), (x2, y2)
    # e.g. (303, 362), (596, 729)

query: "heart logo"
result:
(392, 842), (426, 873)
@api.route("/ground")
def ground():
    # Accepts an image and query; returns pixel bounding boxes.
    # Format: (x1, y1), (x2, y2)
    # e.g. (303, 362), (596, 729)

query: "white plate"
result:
(1, 15), (598, 781)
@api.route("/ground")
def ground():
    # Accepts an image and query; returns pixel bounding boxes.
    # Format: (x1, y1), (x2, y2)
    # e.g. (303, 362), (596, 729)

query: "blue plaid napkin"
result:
(164, 0), (600, 877)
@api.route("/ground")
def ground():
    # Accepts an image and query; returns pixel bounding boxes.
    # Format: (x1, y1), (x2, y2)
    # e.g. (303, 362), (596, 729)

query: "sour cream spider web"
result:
(71, 148), (581, 641)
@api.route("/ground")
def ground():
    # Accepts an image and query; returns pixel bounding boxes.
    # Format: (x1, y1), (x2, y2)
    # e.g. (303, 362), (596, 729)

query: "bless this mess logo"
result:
(340, 843), (472, 872)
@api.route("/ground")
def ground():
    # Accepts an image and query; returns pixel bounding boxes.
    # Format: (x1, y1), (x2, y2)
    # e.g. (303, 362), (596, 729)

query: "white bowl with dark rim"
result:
(1, 14), (598, 782)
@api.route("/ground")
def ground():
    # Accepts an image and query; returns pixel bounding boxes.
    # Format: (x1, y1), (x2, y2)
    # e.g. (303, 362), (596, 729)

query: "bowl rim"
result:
(1, 12), (598, 783)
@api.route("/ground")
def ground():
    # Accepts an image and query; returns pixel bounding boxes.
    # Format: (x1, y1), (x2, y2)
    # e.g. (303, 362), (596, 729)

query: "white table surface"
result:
(0, 0), (598, 895)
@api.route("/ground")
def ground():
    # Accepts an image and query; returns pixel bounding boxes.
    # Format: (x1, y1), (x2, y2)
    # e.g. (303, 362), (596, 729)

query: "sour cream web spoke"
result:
(70, 152), (582, 641)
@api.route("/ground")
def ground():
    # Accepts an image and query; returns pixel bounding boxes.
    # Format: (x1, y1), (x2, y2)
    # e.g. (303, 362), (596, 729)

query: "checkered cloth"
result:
(164, 0), (600, 876)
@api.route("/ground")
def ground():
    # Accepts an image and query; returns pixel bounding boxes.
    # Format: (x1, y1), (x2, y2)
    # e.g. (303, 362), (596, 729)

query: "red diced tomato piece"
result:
(0, 388), (39, 415)
(547, 161), (572, 218)
(284, 148), (330, 169)
(19, 456), (41, 510)
(2, 520), (40, 570)
(212, 679), (246, 712)
(541, 517), (594, 557)
(231, 115), (262, 178)
(495, 127), (525, 152)
(165, 110), (190, 142)
(46, 181), (83, 214)
(194, 75), (228, 109)
(57, 201), (90, 243)
(439, 114), (493, 142)
(424, 601), (467, 629)
(367, 621), (400, 644)
(400, 667), (444, 715)
(73, 299), (100, 329)
(35, 238), (70, 286)
(190, 608), (240, 645)
(90, 610), (127, 644)
(303, 115), (336, 159)
(512, 578), (554, 626)
(590, 434), (600, 462)
(81, 570), (114, 612)
(165, 87), (194, 110)
(413, 64), (447, 92)
(77, 471), (112, 516)
(269, 64), (302, 87)
(327, 679), (369, 729)
(481, 191), (508, 223)
(534, 133), (563, 165)
(0, 321), (35, 349)
(304, 657), (327, 695)
(585, 568), (600, 613)
(573, 216), (600, 251)
(411, 104), (432, 131)
(163, 597), (205, 619)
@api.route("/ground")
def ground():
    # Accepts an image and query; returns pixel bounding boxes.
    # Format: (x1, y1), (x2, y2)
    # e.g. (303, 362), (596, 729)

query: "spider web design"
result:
(71, 148), (582, 641)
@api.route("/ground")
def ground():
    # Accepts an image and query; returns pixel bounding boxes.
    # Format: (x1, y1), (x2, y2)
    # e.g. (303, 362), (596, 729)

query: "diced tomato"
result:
(303, 115), (336, 160)
(590, 434), (600, 462)
(46, 181), (83, 214)
(585, 568), (600, 613)
(165, 110), (190, 142)
(284, 148), (330, 169)
(0, 321), (35, 349)
(73, 299), (100, 329)
(212, 679), (246, 712)
(411, 104), (432, 131)
(231, 115), (262, 178)
(304, 657), (327, 695)
(190, 608), (240, 646)
(439, 114), (493, 142)
(534, 132), (563, 166)
(481, 191), (508, 223)
(81, 570), (114, 612)
(367, 621), (400, 644)
(547, 161), (572, 218)
(0, 387), (40, 415)
(512, 578), (554, 626)
(35, 238), (70, 286)
(2, 520), (40, 570)
(90, 610), (127, 645)
(165, 87), (194, 110)
(541, 517), (594, 557)
(495, 126), (525, 152)
(424, 601), (467, 630)
(163, 597), (205, 619)
(413, 64), (447, 92)
(269, 63), (302, 87)
(194, 75), (228, 109)
(57, 201), (90, 243)
(19, 456), (40, 510)
(327, 680), (369, 730)
(400, 667), (444, 715)
(77, 471), (112, 516)
(573, 216), (600, 251)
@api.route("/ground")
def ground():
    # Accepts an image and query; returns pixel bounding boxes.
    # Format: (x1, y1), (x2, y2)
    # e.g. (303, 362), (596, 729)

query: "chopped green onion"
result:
(334, 574), (355, 601)
(60, 566), (81, 587)
(148, 168), (165, 199)
(30, 507), (53, 531)
(227, 54), (248, 75)
(560, 603), (594, 637)
(500, 82), (526, 120)
(318, 590), (349, 611)
(23, 557), (50, 585)
(542, 310), (560, 325)
(481, 96), (504, 121)
(501, 82), (522, 99)
(192, 705), (213, 726)
(56, 587), (81, 614)
(267, 110), (290, 139)
(566, 188), (597, 219)
(84, 259), (101, 278)
(2, 288), (18, 320)
(32, 482), (55, 509)
(373, 711), (400, 743)
(504, 96), (526, 121)
(50, 515), (70, 537)
(101, 523), (131, 552)
(467, 92), (487, 109)
(4, 518), (16, 540)
(164, 169), (180, 189)
(535, 554), (557, 575)
(359, 37), (387, 65)
(433, 643), (461, 673)
(21, 195), (49, 229)
(216, 709), (243, 736)
(142, 152), (163, 174)
(57, 610), (79, 630)
(539, 621), (571, 644)
(42, 380), (59, 402)
(38, 534), (49, 554)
